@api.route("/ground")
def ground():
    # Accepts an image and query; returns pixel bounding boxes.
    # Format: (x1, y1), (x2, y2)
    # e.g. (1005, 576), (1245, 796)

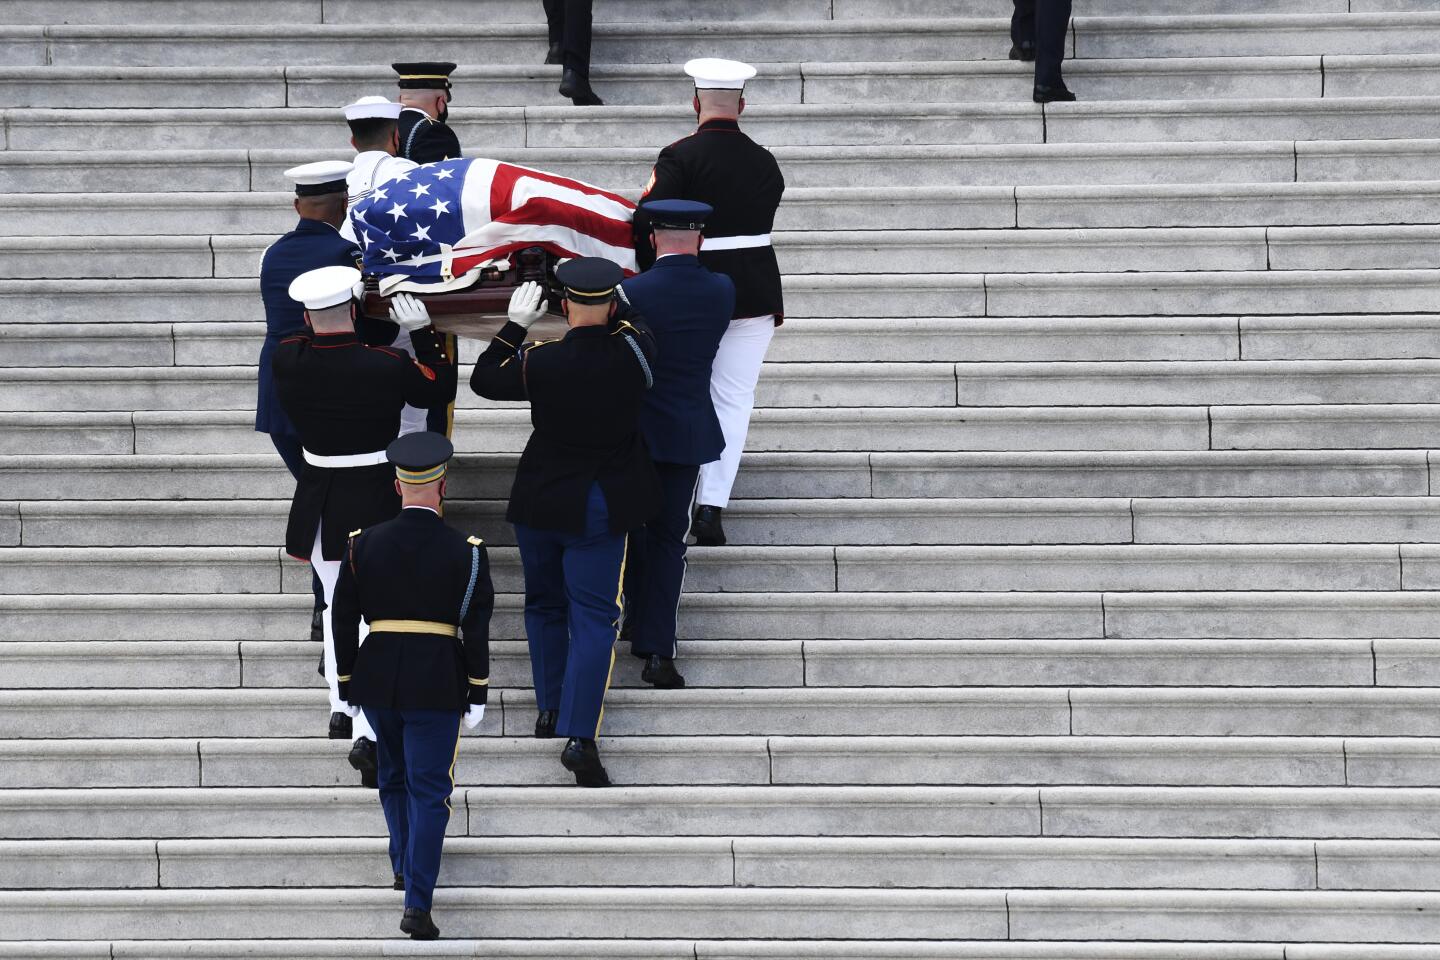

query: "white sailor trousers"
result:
(311, 523), (375, 743)
(697, 314), (776, 508)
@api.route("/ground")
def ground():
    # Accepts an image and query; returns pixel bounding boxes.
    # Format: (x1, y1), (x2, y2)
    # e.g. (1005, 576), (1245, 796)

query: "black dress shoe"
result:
(309, 605), (324, 643)
(534, 709), (558, 739)
(400, 907), (439, 940)
(545, 42), (562, 65)
(641, 655), (686, 689)
(560, 737), (611, 787)
(328, 711), (352, 740)
(1009, 41), (1036, 61)
(1033, 82), (1077, 103)
(692, 505), (726, 546)
(559, 67), (604, 106)
(348, 736), (378, 789)
(393, 872), (404, 890)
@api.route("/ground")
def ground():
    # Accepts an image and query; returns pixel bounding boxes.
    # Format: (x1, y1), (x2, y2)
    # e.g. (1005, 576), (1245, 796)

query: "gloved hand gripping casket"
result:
(351, 157), (637, 339)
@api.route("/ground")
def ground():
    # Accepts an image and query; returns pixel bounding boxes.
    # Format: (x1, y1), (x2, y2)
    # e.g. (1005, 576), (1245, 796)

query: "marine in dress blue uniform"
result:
(332, 431), (492, 942)
(618, 200), (734, 690)
(470, 260), (660, 787)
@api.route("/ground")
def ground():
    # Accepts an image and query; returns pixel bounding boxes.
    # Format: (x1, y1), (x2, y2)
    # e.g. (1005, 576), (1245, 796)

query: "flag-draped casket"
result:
(351, 158), (638, 303)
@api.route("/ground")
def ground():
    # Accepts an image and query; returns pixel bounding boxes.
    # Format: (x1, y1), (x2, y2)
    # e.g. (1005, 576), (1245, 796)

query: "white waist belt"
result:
(303, 448), (389, 468)
(701, 233), (772, 252)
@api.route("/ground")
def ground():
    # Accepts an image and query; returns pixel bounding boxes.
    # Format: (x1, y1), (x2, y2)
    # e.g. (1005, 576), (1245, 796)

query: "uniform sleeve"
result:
(399, 324), (458, 410)
(460, 541), (495, 706)
(469, 320), (531, 401)
(632, 147), (686, 271)
(332, 535), (364, 703)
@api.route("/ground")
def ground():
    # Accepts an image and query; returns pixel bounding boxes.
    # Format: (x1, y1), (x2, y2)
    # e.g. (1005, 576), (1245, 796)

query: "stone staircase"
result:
(3, 0), (1440, 954)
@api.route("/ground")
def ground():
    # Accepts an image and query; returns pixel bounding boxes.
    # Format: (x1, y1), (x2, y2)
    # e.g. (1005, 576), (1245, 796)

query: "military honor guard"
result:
(470, 261), (660, 787)
(542, 0), (603, 105)
(393, 62), (464, 164)
(332, 431), (492, 942)
(272, 266), (457, 785)
(256, 160), (361, 642)
(634, 58), (785, 548)
(618, 200), (735, 689)
(341, 96), (419, 234)
(1011, 0), (1076, 103)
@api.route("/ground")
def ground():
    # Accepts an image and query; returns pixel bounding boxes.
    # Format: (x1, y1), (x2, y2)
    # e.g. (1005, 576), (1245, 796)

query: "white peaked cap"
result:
(343, 96), (403, 121)
(684, 57), (756, 90)
(289, 266), (362, 311)
(284, 159), (354, 186)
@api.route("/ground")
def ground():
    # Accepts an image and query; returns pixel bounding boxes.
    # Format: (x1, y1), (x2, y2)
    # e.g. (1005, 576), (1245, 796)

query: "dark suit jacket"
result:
(619, 254), (733, 466)
(333, 507), (493, 711)
(470, 310), (661, 535)
(398, 108), (462, 165)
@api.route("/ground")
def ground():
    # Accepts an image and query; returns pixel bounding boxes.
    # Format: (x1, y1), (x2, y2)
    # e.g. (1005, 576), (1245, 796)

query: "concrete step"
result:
(4, 835), (1374, 891)
(1131, 497), (1440, 545)
(11, 589), (1440, 642)
(19, 315), (1439, 370)
(0, 0), (1363, 26)
(105, 406), (1219, 458)
(0, 544), (842, 596)
(8, 269), (1440, 322)
(9, 497), (1136, 548)
(0, 734), (1396, 790)
(0, 636), (1397, 691)
(2, 542), (1428, 598)
(14, 180), (1440, 241)
(13, 783), (1440, 842)
(0, 784), (1043, 840)
(8, 137), (1434, 198)
(835, 544), (1404, 593)
(0, 451), (870, 502)
(954, 360), (1440, 407)
(9, 97), (1440, 153)
(16, 14), (1440, 68)
(5, 888), (1440, 943)
(2, 448), (1428, 504)
(0, 57), (1379, 110)
(1211, 403), (1440, 450)
(0, 687), (1080, 740)
(870, 450), (1434, 499)
(207, 227), (1300, 280)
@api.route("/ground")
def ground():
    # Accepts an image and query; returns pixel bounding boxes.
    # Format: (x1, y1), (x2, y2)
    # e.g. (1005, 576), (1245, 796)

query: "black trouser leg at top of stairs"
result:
(1012, 0), (1072, 88)
(543, 0), (594, 77)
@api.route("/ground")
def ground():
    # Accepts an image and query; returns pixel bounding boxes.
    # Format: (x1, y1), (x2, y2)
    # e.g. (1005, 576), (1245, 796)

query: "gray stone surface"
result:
(1132, 497), (1440, 544)
(1212, 404), (1440, 450)
(1103, 591), (1440, 639)
(1240, 314), (1440, 361)
(1071, 688), (1440, 737)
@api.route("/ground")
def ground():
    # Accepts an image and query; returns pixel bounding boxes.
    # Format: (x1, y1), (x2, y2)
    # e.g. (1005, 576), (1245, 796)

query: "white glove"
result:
(388, 293), (432, 331)
(507, 281), (547, 330)
(342, 702), (361, 719)
(463, 704), (486, 730)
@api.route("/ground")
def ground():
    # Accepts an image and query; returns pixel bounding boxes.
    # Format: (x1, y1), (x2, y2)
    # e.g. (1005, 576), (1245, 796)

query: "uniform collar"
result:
(564, 323), (611, 340)
(295, 217), (340, 234)
(654, 253), (700, 267)
(401, 504), (442, 518)
(311, 331), (357, 347)
(698, 118), (741, 133)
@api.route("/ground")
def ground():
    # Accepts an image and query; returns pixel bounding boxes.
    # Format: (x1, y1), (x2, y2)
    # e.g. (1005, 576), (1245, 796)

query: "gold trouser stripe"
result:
(445, 715), (462, 816)
(594, 533), (628, 739)
(369, 619), (458, 637)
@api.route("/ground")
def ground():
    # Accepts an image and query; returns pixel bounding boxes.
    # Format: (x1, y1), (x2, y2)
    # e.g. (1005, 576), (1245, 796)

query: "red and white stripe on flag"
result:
(451, 159), (637, 276)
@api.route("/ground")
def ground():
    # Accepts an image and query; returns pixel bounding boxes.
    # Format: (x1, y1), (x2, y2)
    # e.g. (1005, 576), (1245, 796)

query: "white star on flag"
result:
(411, 224), (432, 241)
(387, 202), (408, 221)
(382, 248), (401, 261)
(409, 183), (432, 198)
(429, 199), (451, 216)
(373, 187), (388, 201)
(391, 172), (411, 183)
(434, 168), (455, 180)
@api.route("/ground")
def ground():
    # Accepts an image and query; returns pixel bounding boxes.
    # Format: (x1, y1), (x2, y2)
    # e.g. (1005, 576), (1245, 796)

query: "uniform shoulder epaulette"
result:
(525, 338), (558, 350)
(349, 528), (363, 538)
(467, 536), (484, 546)
(365, 344), (408, 361)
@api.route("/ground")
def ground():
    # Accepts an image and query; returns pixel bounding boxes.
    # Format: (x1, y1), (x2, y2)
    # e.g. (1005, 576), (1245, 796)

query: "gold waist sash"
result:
(368, 619), (459, 638)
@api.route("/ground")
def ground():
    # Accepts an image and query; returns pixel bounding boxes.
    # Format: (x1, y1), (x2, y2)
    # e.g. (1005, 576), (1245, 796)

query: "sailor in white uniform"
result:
(340, 96), (428, 437)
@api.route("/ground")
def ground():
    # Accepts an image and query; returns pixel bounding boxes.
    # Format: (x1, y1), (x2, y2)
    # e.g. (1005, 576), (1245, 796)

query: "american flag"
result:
(350, 157), (638, 284)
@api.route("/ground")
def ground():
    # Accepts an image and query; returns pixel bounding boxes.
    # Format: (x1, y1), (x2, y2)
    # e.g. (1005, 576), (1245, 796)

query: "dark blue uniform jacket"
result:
(619, 254), (734, 466)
